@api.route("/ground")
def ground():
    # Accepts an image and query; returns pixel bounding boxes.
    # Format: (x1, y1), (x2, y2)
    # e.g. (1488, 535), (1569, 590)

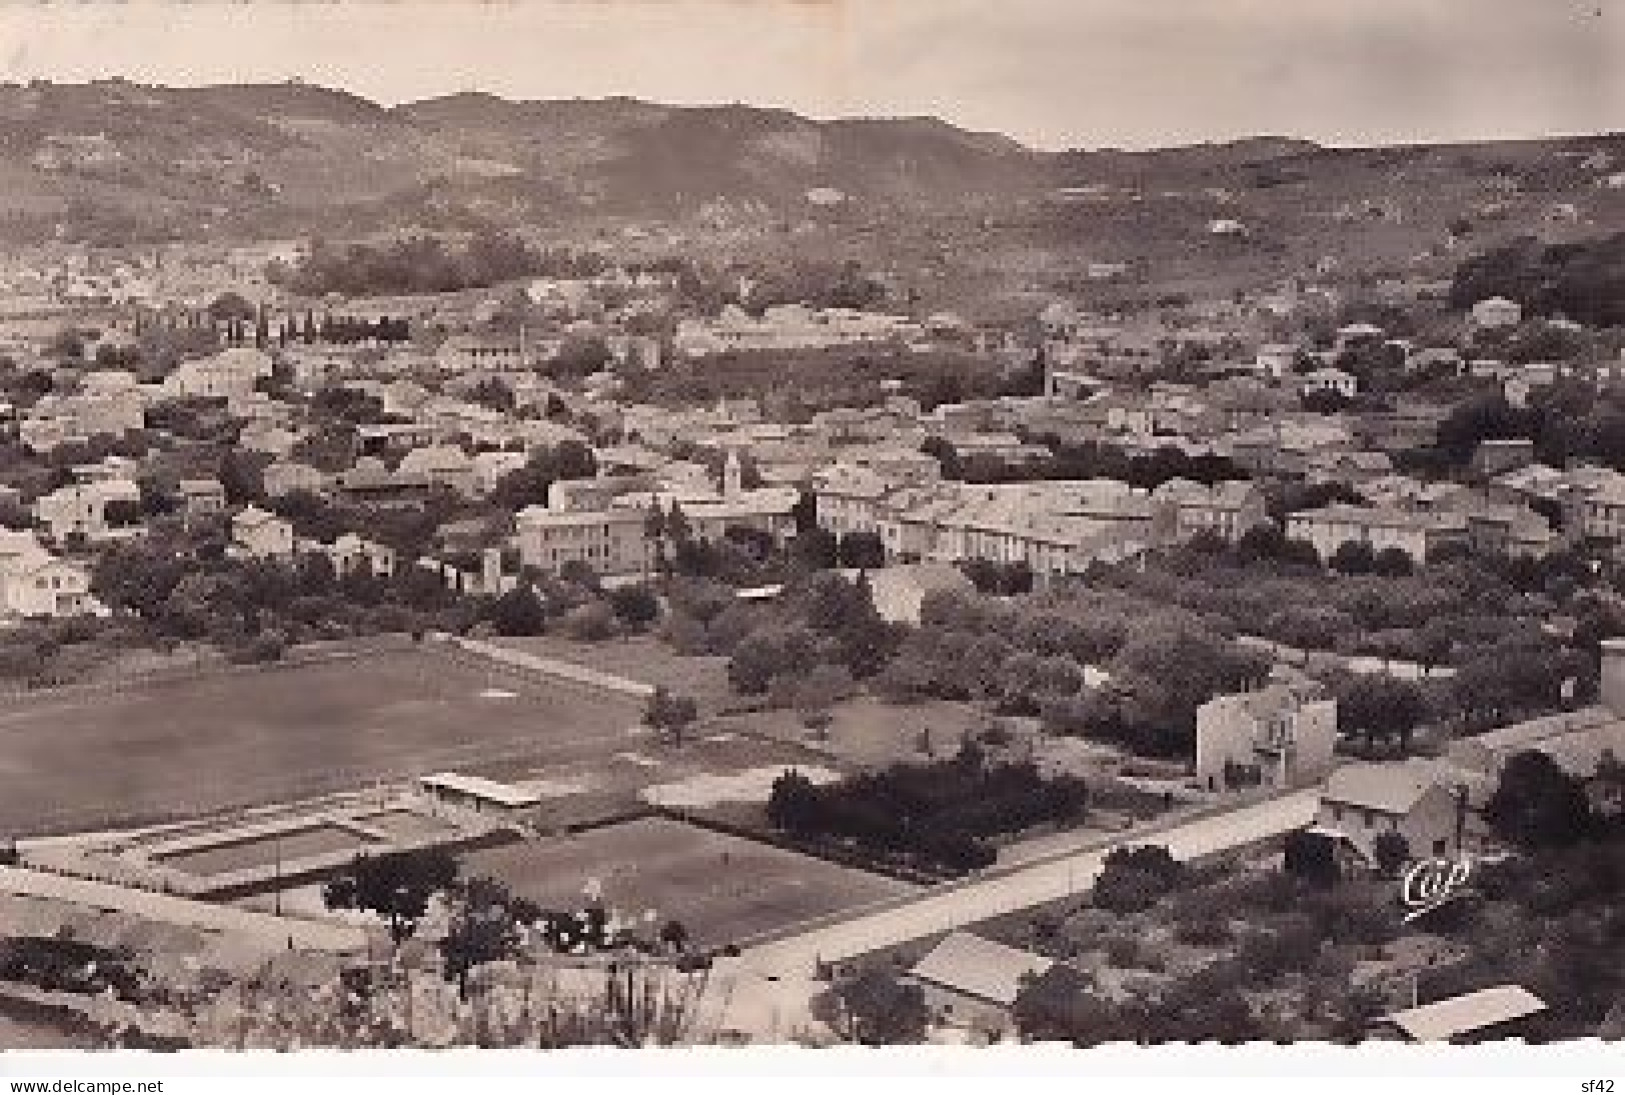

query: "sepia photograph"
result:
(0, 0), (1620, 1072)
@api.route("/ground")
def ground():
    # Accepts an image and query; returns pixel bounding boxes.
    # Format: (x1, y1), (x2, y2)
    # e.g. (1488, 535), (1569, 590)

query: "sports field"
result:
(461, 817), (918, 947)
(0, 645), (648, 837)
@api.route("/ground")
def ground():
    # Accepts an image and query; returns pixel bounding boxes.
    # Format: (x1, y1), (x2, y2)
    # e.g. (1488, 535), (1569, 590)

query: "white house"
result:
(397, 445), (475, 496)
(1379, 985), (1547, 1043)
(860, 563), (975, 626)
(239, 423), (300, 458)
(1286, 504), (1466, 565)
(32, 479), (142, 543)
(435, 334), (532, 374)
(1151, 479), (1270, 544)
(673, 303), (919, 358)
(0, 530), (99, 619)
(164, 347), (273, 401)
(468, 450), (528, 496)
(231, 506), (295, 560)
(309, 532), (397, 578)
(18, 391), (146, 453)
(1313, 763), (1465, 864)
(1470, 297), (1523, 330)
(513, 505), (653, 578)
(262, 460), (328, 499)
(1254, 343), (1299, 379)
(176, 478), (226, 520)
(1196, 683), (1338, 792)
(1301, 367), (1358, 399)
(907, 931), (1053, 1038)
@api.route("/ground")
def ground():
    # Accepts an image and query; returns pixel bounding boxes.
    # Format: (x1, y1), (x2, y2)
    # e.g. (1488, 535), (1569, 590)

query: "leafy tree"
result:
(728, 625), (822, 694)
(91, 542), (189, 619)
(822, 969), (930, 1045)
(658, 919), (690, 954)
(1329, 540), (1377, 575)
(645, 685), (700, 746)
(1234, 521), (1288, 564)
(439, 877), (526, 1000)
(207, 292), (257, 324)
(921, 437), (964, 480)
(1092, 845), (1186, 913)
(770, 661), (854, 732)
(1283, 829), (1339, 886)
(607, 583), (661, 629)
(1106, 623), (1269, 757)
(550, 335), (613, 379)
(1448, 231), (1625, 329)
(837, 530), (886, 570)
(558, 599), (617, 641)
(469, 377), (516, 414)
(323, 848), (459, 944)
(1372, 830), (1412, 877)
(1012, 965), (1123, 1044)
(766, 769), (822, 832)
(1485, 750), (1594, 849)
(791, 527), (839, 570)
(1266, 604), (1355, 651)
(1454, 638), (1587, 728)
(1371, 547), (1415, 577)
(488, 441), (598, 511)
(45, 327), (86, 362)
(219, 448), (267, 505)
(487, 585), (547, 637)
(1336, 673), (1426, 756)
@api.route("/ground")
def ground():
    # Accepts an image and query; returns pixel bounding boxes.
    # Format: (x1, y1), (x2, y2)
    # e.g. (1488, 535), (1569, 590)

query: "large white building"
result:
(231, 506), (295, 561)
(514, 505), (653, 578)
(18, 390), (146, 453)
(813, 464), (1157, 580)
(163, 347), (273, 401)
(1195, 683), (1338, 792)
(1286, 504), (1467, 564)
(0, 530), (98, 619)
(1150, 479), (1270, 543)
(32, 479), (142, 543)
(673, 304), (919, 358)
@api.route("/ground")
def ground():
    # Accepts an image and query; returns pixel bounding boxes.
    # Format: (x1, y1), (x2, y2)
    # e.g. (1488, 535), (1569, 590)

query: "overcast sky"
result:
(0, 0), (1618, 151)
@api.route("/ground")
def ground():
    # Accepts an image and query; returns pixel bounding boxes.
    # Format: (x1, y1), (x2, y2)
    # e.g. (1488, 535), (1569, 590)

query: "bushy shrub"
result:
(1175, 917), (1233, 947)
(559, 600), (618, 642)
(608, 584), (661, 630)
(766, 751), (1085, 875)
(1093, 846), (1186, 913)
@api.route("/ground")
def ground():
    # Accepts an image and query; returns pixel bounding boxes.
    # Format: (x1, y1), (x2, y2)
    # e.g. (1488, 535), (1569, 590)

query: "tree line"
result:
(267, 232), (606, 298)
(767, 740), (1089, 874)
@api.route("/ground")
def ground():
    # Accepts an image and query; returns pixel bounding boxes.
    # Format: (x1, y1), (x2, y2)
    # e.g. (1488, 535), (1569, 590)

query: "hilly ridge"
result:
(0, 80), (1046, 241)
(1, 79), (1624, 311)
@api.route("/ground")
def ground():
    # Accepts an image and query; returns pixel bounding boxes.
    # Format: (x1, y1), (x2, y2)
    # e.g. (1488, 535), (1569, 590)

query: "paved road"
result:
(742, 788), (1320, 978)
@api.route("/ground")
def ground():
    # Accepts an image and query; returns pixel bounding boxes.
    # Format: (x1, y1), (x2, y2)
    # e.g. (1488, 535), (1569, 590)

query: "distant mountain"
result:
(2, 80), (1625, 315)
(0, 80), (1045, 242)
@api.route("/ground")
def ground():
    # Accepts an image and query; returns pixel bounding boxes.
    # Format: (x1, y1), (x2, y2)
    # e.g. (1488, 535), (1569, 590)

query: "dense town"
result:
(2, 113), (1625, 1053)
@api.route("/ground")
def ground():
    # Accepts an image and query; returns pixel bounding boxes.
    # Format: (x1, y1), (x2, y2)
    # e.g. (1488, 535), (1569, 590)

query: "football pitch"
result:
(0, 645), (646, 837)
(461, 817), (919, 947)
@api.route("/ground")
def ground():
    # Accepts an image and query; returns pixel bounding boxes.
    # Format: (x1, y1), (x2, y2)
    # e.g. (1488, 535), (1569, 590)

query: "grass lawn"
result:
(491, 635), (735, 714)
(460, 817), (918, 947)
(714, 696), (989, 767)
(0, 646), (650, 837)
